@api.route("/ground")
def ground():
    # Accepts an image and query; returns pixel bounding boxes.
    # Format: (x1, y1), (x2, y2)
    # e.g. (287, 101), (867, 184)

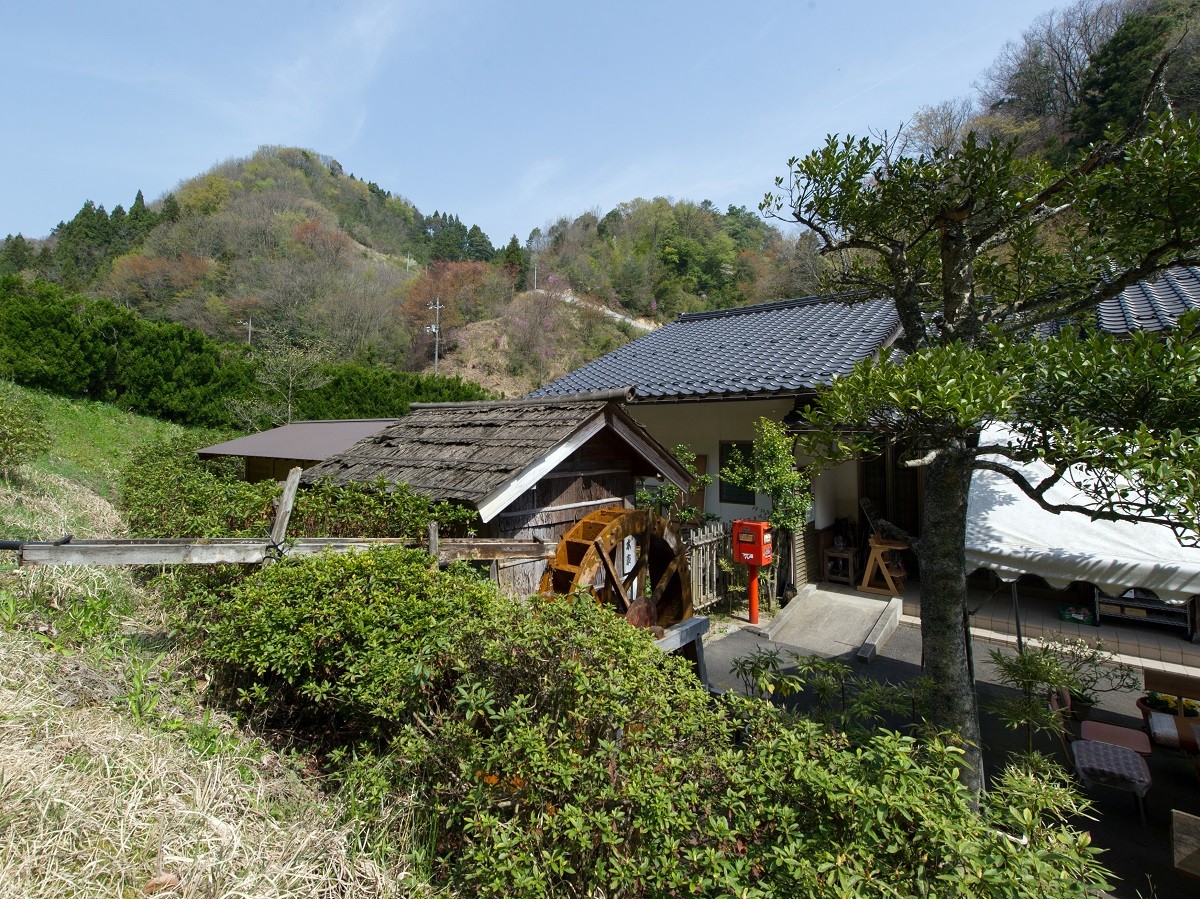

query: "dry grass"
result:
(0, 632), (420, 898)
(0, 406), (428, 897)
(0, 465), (125, 542)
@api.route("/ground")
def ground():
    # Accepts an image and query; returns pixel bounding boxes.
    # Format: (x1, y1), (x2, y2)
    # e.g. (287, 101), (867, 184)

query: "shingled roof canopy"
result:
(300, 395), (690, 523)
(529, 294), (901, 401)
(197, 419), (399, 462)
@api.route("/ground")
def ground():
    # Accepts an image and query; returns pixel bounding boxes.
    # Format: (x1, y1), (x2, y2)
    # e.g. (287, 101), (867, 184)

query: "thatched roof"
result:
(300, 395), (690, 522)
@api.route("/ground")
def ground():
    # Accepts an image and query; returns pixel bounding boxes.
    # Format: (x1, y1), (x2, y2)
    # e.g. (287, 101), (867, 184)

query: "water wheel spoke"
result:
(595, 541), (630, 611)
(650, 556), (681, 605)
(623, 541), (650, 599)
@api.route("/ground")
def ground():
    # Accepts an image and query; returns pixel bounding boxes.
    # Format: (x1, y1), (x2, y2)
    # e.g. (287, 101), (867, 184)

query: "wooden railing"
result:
(682, 520), (730, 613)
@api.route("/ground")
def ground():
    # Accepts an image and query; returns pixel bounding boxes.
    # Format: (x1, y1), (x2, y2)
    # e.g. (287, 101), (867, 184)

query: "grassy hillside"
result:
(25, 386), (191, 498)
(0, 384), (191, 542)
(0, 391), (421, 897)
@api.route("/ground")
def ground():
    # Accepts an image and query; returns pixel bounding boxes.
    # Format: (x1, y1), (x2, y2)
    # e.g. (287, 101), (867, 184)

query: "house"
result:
(529, 293), (902, 527)
(529, 294), (902, 583)
(528, 267), (1200, 592)
(197, 419), (400, 482)
(299, 396), (691, 594)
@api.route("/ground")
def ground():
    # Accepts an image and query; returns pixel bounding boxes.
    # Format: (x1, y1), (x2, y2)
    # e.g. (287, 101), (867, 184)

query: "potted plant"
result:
(1044, 634), (1140, 720)
(987, 645), (1075, 754)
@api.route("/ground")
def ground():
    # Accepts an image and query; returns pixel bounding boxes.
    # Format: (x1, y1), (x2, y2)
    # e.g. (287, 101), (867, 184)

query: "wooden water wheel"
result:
(539, 506), (692, 632)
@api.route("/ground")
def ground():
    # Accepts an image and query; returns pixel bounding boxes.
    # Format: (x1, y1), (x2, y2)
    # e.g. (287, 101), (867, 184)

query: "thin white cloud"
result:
(247, 1), (408, 145)
(515, 157), (568, 200)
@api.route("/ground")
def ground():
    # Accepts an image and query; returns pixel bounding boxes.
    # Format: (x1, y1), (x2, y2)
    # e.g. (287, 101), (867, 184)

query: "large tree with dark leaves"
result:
(764, 78), (1200, 795)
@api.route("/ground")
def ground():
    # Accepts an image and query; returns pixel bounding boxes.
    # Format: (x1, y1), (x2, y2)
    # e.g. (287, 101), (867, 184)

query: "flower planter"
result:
(1137, 696), (1200, 752)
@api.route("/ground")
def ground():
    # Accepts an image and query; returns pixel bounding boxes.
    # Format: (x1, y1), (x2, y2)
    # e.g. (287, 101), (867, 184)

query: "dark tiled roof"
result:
(529, 295), (900, 401)
(1097, 266), (1200, 334)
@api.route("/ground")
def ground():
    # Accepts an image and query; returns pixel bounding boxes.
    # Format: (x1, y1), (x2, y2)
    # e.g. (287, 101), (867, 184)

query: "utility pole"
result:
(426, 297), (443, 375)
(237, 317), (253, 346)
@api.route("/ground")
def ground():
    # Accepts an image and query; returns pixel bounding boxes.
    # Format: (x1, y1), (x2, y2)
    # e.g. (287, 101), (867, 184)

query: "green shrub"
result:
(183, 546), (1112, 898)
(0, 380), (49, 479)
(291, 477), (476, 538)
(188, 547), (503, 729)
(294, 362), (493, 420)
(0, 276), (251, 427)
(120, 432), (476, 541)
(391, 596), (1108, 898)
(120, 432), (279, 538)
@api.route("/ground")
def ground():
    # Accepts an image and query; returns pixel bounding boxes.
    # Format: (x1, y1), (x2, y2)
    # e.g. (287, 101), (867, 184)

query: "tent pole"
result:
(1011, 582), (1024, 653)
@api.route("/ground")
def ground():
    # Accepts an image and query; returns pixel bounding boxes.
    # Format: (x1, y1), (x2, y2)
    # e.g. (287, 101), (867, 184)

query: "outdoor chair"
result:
(1072, 739), (1152, 838)
(1050, 689), (1152, 758)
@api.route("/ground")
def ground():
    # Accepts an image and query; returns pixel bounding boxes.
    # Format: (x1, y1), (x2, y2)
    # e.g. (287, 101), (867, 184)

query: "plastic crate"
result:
(1059, 604), (1095, 625)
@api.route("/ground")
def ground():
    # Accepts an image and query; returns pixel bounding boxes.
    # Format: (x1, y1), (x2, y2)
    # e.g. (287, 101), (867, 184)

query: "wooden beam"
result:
(270, 467), (302, 546)
(496, 496), (624, 518)
(17, 536), (555, 567)
(654, 615), (709, 653)
(19, 539), (272, 566)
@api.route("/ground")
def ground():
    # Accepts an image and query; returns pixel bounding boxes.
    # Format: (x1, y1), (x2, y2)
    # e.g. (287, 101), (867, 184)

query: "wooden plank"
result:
(1144, 669), (1200, 700)
(20, 539), (271, 566)
(269, 467), (303, 545)
(654, 615), (709, 652)
(18, 536), (554, 566)
(1172, 809), (1200, 878)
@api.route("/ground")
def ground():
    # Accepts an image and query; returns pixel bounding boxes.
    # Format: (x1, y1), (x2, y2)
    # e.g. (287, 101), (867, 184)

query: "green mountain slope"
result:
(1, 147), (828, 395)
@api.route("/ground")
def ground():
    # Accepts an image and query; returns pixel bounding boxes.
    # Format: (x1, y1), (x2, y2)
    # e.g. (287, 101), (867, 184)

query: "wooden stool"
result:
(824, 547), (858, 586)
(858, 534), (908, 597)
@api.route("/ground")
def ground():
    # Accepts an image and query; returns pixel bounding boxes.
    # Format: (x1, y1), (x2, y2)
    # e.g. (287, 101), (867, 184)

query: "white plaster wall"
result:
(624, 398), (794, 523)
(808, 458), (860, 529)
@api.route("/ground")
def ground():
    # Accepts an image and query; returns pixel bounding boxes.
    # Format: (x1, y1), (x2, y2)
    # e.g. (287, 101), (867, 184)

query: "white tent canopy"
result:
(964, 433), (1200, 606)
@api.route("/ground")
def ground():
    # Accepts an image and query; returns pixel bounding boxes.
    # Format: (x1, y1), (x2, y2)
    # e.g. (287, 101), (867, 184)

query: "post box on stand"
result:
(732, 520), (772, 624)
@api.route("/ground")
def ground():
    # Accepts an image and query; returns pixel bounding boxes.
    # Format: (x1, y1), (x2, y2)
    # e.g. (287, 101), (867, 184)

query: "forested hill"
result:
(0, 145), (830, 394)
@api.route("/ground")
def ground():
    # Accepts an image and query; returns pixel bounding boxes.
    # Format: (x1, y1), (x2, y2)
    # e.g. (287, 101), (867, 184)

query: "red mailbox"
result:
(732, 519), (772, 566)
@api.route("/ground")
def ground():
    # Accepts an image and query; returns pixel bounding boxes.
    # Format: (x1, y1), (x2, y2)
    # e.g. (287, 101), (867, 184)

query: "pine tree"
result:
(159, 193), (181, 223)
(0, 235), (33, 275)
(464, 224), (495, 261)
(498, 235), (528, 290)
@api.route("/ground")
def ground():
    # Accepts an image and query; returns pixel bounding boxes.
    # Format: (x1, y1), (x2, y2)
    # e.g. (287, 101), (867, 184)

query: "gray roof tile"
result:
(1098, 266), (1200, 334)
(530, 294), (900, 400)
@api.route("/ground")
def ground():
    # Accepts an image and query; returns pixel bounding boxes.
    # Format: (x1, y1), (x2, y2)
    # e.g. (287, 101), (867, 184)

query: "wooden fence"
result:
(682, 520), (730, 613)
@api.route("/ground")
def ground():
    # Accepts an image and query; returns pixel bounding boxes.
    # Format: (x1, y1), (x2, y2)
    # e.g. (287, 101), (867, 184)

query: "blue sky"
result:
(5, 1), (1065, 246)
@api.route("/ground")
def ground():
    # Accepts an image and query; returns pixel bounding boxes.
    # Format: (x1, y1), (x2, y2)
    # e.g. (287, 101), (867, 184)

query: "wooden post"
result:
(265, 467), (302, 565)
(427, 520), (439, 560)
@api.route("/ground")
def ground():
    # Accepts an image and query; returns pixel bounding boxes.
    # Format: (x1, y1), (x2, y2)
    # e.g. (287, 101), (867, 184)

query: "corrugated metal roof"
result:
(197, 419), (398, 462)
(299, 398), (688, 516)
(1097, 266), (1200, 334)
(529, 294), (900, 400)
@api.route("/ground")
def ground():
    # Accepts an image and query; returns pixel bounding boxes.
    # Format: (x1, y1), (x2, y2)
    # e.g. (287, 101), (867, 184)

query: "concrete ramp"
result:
(769, 590), (901, 661)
